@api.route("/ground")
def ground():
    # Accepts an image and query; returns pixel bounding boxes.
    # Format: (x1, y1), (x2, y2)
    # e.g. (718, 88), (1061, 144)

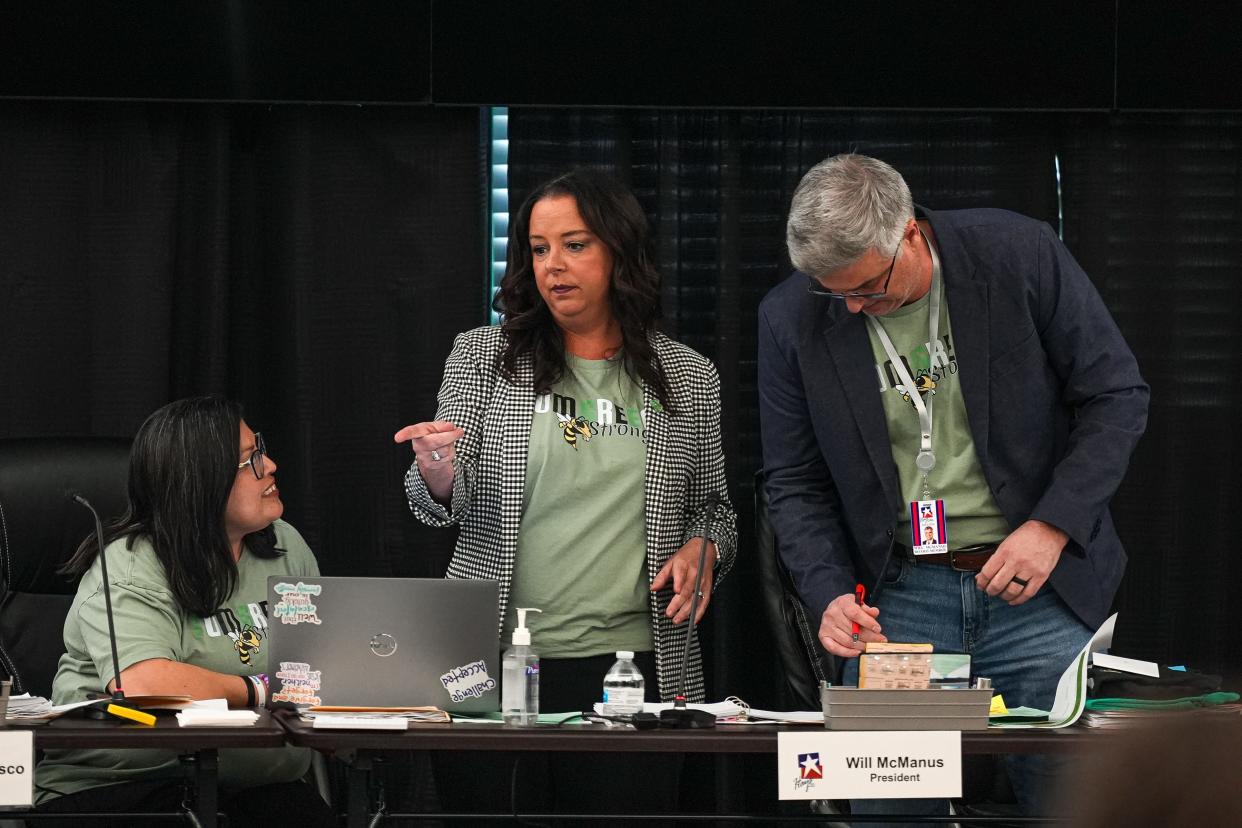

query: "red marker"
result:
(851, 583), (866, 645)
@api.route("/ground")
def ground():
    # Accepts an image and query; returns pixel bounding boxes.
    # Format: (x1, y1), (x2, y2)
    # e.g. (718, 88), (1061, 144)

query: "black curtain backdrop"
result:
(0, 100), (487, 582)
(509, 110), (1242, 707)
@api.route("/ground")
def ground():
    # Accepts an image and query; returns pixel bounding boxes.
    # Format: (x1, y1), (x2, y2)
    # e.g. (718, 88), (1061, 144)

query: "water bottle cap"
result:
(616, 650), (634, 659)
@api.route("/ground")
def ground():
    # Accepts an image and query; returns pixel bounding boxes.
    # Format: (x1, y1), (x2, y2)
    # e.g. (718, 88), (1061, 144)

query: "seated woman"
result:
(395, 168), (737, 820)
(36, 396), (334, 827)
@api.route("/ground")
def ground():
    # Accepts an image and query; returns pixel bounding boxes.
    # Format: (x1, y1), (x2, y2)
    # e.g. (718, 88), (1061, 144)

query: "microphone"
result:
(67, 491), (128, 705)
(660, 491), (721, 729)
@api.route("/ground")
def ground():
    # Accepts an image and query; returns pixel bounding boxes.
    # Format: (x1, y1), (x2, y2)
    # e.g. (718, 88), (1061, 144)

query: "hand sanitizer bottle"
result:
(502, 607), (541, 726)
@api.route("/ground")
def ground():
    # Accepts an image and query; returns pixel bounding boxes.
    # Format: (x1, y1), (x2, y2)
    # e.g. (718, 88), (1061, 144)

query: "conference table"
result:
(7, 709), (1102, 824)
(12, 710), (286, 827)
(274, 710), (1096, 825)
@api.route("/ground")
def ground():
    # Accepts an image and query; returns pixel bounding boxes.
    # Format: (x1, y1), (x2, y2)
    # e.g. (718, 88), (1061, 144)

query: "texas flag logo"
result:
(798, 752), (823, 779)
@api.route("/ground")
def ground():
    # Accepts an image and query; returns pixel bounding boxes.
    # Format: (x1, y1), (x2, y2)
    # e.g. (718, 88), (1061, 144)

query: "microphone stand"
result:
(70, 492), (141, 721)
(660, 493), (720, 729)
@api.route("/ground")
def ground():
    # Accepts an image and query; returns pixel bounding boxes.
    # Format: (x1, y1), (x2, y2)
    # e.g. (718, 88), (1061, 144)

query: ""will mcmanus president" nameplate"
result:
(777, 730), (961, 800)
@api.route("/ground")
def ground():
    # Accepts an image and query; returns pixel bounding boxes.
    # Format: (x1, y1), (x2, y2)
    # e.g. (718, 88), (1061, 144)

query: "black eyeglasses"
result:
(807, 242), (901, 300)
(238, 432), (267, 480)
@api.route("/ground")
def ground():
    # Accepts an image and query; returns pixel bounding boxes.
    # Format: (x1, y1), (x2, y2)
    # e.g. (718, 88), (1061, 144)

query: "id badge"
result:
(910, 499), (948, 555)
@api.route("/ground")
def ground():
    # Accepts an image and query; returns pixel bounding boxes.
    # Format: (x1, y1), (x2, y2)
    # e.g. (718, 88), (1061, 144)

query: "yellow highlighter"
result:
(107, 703), (157, 726)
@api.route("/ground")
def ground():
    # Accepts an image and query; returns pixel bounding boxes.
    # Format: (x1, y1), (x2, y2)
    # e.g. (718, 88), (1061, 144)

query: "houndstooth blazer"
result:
(404, 325), (737, 702)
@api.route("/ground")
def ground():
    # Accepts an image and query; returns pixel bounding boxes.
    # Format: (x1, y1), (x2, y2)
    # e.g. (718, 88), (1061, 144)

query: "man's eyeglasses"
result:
(238, 432), (267, 480)
(807, 242), (901, 300)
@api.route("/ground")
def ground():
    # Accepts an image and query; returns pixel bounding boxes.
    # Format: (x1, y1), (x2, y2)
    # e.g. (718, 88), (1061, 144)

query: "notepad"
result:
(312, 715), (409, 730)
(301, 705), (450, 723)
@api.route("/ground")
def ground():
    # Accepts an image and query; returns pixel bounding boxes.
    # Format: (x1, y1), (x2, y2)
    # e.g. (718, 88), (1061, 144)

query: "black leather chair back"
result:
(754, 471), (837, 709)
(0, 438), (130, 695)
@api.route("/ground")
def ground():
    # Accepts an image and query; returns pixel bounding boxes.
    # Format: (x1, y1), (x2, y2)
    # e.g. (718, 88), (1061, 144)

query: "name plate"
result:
(0, 730), (34, 807)
(777, 730), (961, 800)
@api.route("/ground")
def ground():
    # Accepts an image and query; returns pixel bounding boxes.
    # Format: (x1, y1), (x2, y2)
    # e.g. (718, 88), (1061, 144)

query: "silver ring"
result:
(695, 590), (704, 598)
(1010, 576), (1029, 588)
(430, 450), (442, 462)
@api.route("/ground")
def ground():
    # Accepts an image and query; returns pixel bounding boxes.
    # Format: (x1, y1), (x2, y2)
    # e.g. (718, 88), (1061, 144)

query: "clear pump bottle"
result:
(502, 607), (541, 726)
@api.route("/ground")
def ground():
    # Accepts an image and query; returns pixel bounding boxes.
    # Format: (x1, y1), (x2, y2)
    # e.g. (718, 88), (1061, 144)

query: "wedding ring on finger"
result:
(430, 449), (443, 462)
(1009, 575), (1029, 589)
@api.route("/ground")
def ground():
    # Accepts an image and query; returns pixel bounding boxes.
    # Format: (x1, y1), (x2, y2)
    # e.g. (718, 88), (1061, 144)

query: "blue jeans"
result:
(841, 556), (1092, 823)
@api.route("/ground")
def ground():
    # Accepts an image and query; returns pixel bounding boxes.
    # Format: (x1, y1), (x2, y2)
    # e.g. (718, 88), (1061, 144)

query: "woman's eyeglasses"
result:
(238, 432), (267, 480)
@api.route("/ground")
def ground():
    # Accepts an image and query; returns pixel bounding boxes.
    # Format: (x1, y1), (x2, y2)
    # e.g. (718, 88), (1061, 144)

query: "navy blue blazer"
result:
(758, 207), (1149, 631)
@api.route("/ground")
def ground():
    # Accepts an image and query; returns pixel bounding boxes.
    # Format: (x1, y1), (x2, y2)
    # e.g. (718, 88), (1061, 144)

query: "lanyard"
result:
(866, 225), (942, 477)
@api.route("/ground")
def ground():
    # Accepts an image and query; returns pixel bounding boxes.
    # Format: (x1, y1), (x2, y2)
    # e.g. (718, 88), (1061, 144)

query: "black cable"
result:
(580, 711), (661, 730)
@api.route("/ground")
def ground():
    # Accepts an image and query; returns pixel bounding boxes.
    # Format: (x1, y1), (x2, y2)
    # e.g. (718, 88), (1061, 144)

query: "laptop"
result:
(264, 576), (501, 713)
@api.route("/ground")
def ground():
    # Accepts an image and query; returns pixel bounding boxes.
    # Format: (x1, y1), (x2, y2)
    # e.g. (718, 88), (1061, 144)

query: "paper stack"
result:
(299, 706), (450, 729)
(4, 693), (54, 721)
(177, 708), (260, 727)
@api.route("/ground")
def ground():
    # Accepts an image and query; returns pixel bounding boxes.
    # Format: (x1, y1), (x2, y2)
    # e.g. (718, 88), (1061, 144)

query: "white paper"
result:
(1091, 651), (1159, 678)
(597, 701), (822, 725)
(48, 698), (105, 714)
(3, 693), (54, 719)
(737, 709), (824, 724)
(187, 698), (230, 710)
(592, 700), (744, 717)
(312, 715), (409, 730)
(176, 709), (259, 727)
(989, 612), (1116, 729)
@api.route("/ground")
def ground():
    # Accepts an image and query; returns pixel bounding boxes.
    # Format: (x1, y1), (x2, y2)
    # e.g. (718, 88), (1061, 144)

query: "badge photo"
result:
(910, 499), (948, 556)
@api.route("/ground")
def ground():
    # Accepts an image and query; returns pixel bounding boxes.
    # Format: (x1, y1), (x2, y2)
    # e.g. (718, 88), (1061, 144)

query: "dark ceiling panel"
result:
(1117, 1), (1242, 110)
(434, 1), (1115, 109)
(0, 1), (431, 103)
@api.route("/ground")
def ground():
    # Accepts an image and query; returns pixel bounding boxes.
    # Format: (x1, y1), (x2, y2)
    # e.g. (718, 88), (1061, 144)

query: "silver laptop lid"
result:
(265, 576), (500, 713)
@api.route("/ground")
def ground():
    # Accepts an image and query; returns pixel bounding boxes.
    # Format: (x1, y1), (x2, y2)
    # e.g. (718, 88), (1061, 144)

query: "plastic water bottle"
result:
(502, 607), (541, 726)
(601, 650), (645, 716)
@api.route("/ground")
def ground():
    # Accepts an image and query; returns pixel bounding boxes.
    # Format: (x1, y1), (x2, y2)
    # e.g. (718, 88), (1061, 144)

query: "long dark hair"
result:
(62, 396), (280, 617)
(494, 168), (671, 408)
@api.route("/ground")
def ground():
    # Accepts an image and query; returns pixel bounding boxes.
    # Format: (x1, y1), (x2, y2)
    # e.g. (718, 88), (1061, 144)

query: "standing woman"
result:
(36, 397), (334, 827)
(395, 168), (736, 817)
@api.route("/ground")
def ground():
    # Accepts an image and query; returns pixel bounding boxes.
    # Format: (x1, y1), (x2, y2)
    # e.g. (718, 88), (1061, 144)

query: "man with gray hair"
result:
(759, 154), (1148, 817)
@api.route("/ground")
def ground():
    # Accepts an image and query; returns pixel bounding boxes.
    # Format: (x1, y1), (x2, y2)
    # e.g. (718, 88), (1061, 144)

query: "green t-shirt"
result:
(504, 353), (653, 658)
(36, 519), (319, 803)
(866, 285), (1011, 548)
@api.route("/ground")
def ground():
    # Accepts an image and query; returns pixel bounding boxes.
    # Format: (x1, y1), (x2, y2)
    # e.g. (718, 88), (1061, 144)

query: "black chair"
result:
(753, 471), (837, 710)
(0, 437), (130, 696)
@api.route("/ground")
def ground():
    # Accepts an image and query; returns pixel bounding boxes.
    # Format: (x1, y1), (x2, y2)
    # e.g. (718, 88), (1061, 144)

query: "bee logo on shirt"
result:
(228, 625), (264, 665)
(898, 371), (939, 406)
(556, 413), (594, 451)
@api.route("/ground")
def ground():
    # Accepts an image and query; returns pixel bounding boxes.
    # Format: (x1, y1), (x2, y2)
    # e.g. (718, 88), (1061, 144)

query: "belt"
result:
(894, 542), (999, 572)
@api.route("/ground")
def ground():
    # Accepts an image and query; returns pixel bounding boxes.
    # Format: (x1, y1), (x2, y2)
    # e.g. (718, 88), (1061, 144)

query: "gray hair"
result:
(785, 154), (913, 276)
